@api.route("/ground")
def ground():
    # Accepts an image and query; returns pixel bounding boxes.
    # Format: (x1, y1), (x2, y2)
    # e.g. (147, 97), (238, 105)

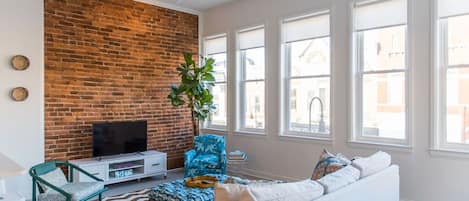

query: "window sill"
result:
(348, 140), (413, 152)
(234, 130), (266, 137)
(278, 134), (332, 144)
(201, 127), (228, 133)
(429, 148), (469, 159)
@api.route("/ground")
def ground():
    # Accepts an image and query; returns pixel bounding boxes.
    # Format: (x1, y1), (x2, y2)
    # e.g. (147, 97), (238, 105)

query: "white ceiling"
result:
(144, 0), (235, 12)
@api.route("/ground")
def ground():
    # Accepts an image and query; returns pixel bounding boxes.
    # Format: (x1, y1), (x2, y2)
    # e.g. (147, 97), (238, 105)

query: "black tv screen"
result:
(92, 121), (147, 157)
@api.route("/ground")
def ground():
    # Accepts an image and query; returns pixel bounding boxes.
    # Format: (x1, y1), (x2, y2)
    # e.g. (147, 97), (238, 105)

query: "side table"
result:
(227, 158), (248, 174)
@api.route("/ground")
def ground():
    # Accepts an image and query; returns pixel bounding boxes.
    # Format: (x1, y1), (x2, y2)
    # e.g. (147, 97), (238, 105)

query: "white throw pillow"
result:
(241, 179), (324, 201)
(352, 151), (391, 178)
(317, 165), (360, 193)
(39, 168), (68, 192)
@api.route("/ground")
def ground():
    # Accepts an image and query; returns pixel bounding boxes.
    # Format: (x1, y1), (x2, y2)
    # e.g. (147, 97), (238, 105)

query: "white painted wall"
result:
(202, 0), (469, 200)
(0, 0), (44, 198)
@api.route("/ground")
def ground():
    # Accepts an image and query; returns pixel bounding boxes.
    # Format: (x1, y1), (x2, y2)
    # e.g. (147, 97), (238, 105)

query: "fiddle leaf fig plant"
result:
(168, 53), (217, 136)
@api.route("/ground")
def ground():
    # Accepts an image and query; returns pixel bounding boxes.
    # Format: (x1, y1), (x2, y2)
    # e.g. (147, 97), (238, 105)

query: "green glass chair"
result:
(29, 161), (107, 201)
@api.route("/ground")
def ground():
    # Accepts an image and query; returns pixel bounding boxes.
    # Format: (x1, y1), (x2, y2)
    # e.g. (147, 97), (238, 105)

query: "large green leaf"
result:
(167, 53), (217, 123)
(203, 58), (215, 72)
(202, 73), (215, 82)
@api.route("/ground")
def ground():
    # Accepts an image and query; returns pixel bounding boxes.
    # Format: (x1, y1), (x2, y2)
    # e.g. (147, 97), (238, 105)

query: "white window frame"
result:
(203, 34), (228, 130)
(433, 6), (469, 152)
(351, 0), (411, 146)
(236, 25), (266, 134)
(281, 11), (332, 140)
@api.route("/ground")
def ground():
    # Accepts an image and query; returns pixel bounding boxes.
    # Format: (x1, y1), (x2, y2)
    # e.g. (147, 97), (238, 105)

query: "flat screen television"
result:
(92, 121), (147, 157)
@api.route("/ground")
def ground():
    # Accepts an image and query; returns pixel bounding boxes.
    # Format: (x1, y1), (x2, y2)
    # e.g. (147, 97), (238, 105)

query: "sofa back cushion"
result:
(352, 151), (391, 178)
(317, 165), (360, 193)
(194, 134), (225, 155)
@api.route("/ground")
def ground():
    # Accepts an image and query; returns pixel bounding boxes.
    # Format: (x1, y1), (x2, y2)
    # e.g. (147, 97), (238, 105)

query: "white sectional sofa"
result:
(316, 165), (399, 201)
(216, 151), (399, 201)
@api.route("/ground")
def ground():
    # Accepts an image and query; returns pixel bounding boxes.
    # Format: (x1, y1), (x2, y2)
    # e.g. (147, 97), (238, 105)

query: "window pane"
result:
(210, 83), (227, 126)
(362, 72), (406, 139)
(289, 77), (330, 134)
(362, 25), (406, 71)
(290, 38), (330, 77)
(244, 47), (265, 80)
(208, 53), (227, 82)
(448, 14), (469, 66)
(446, 68), (469, 144)
(244, 81), (265, 129)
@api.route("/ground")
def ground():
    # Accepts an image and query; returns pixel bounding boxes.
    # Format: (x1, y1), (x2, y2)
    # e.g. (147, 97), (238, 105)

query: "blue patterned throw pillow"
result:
(311, 149), (351, 180)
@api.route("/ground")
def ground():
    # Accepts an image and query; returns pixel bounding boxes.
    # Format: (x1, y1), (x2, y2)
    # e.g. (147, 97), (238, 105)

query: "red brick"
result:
(45, 0), (198, 168)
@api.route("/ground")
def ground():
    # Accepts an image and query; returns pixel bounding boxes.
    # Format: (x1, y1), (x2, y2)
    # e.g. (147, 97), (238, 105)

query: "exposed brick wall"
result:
(44, 0), (198, 169)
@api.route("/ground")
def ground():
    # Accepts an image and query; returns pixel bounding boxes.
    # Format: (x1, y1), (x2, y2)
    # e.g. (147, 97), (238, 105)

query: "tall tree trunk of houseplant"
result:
(191, 109), (200, 136)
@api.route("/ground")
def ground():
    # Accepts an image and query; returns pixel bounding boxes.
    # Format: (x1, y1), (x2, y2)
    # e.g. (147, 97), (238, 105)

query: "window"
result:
(238, 26), (265, 131)
(352, 0), (409, 144)
(204, 35), (227, 128)
(435, 0), (469, 150)
(281, 11), (331, 138)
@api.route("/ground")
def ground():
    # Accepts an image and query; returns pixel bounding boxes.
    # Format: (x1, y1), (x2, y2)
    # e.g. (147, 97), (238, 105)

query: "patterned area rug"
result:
(103, 189), (151, 201)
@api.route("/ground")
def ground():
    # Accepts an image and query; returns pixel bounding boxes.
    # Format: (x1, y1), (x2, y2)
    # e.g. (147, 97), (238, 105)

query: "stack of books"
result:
(228, 150), (247, 161)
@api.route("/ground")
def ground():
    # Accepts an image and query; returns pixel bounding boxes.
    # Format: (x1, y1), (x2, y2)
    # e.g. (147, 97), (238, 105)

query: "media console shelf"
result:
(69, 150), (167, 185)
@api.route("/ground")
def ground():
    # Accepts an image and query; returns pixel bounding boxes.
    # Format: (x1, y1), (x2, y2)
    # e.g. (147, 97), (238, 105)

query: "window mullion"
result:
(357, 31), (365, 139)
(285, 43), (292, 132)
(362, 69), (406, 75)
(242, 79), (265, 83)
(285, 35), (330, 45)
(440, 19), (449, 147)
(289, 74), (331, 79)
(447, 65), (469, 69)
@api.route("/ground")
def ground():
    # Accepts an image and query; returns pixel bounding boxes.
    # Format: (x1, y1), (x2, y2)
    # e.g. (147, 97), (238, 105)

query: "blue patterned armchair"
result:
(184, 134), (226, 178)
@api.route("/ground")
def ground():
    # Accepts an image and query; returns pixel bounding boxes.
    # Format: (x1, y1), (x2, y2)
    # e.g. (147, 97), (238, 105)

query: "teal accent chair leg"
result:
(32, 178), (37, 201)
(99, 193), (103, 201)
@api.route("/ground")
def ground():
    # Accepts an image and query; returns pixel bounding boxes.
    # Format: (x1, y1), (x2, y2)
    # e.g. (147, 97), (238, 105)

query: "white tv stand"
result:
(69, 150), (167, 185)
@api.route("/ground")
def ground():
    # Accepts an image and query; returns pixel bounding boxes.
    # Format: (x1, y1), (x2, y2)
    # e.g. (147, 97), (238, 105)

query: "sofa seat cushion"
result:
(48, 182), (104, 201)
(188, 154), (220, 169)
(37, 193), (68, 201)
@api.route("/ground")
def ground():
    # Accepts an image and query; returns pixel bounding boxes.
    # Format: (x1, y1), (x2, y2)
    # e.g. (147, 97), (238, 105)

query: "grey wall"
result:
(202, 0), (469, 200)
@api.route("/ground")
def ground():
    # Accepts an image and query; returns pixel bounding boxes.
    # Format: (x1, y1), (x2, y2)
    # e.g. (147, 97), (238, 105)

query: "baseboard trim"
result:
(167, 167), (184, 173)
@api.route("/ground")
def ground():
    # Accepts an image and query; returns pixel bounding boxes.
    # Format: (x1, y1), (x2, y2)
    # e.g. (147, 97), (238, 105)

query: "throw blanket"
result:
(243, 179), (324, 201)
(150, 175), (281, 201)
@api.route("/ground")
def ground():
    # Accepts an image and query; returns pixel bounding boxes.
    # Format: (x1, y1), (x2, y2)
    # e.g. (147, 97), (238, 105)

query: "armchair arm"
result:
(220, 149), (227, 174)
(184, 149), (197, 167)
(29, 169), (72, 200)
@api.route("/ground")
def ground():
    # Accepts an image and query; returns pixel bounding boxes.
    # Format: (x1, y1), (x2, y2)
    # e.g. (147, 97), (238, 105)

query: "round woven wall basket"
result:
(11, 55), (30, 70)
(10, 87), (29, 101)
